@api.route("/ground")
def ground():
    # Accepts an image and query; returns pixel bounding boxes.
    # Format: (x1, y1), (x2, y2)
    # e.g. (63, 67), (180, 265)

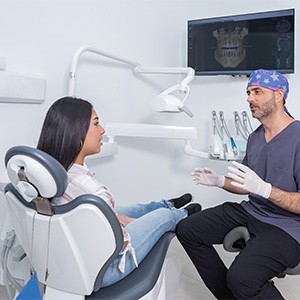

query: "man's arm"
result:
(228, 161), (300, 214)
(269, 187), (300, 214)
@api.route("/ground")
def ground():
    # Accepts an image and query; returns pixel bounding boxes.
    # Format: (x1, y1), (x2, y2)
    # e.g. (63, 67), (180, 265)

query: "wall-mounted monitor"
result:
(188, 9), (295, 76)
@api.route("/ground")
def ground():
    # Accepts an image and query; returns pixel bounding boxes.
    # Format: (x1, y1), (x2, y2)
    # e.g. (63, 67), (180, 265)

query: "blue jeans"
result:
(101, 200), (187, 287)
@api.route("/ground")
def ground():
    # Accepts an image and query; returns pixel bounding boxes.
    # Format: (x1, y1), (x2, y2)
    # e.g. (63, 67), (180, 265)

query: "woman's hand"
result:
(116, 213), (136, 227)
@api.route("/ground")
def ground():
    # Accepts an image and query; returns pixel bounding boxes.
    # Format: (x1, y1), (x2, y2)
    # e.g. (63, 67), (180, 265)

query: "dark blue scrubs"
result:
(242, 120), (300, 243)
(176, 120), (300, 299)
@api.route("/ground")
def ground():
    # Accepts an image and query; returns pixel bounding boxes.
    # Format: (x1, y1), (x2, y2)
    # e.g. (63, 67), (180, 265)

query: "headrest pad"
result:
(5, 146), (68, 202)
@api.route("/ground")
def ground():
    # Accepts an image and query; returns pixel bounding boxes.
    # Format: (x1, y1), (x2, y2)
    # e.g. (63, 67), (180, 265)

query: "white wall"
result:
(0, 0), (299, 298)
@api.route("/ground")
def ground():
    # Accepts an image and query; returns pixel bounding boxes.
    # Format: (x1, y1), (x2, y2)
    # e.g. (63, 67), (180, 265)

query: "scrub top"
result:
(241, 120), (300, 243)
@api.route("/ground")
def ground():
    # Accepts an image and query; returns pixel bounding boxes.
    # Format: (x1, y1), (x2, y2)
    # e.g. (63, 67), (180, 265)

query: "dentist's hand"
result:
(191, 167), (225, 188)
(227, 161), (272, 198)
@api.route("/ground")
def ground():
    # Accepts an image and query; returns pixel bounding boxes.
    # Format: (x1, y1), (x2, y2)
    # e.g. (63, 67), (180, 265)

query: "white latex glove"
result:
(227, 161), (272, 198)
(191, 167), (225, 187)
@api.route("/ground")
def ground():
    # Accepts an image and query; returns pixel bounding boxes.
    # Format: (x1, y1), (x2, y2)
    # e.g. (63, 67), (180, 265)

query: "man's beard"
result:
(251, 95), (277, 121)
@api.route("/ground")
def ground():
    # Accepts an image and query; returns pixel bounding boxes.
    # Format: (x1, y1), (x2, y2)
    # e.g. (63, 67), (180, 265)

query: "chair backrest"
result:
(4, 146), (123, 295)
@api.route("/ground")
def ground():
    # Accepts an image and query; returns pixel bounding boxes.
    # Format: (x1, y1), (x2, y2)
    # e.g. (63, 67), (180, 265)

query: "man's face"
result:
(246, 86), (280, 121)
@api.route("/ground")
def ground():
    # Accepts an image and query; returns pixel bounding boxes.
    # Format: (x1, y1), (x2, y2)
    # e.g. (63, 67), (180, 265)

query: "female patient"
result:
(37, 96), (201, 287)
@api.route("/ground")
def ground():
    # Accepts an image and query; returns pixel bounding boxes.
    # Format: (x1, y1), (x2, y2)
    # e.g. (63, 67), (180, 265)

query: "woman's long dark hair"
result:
(37, 97), (93, 170)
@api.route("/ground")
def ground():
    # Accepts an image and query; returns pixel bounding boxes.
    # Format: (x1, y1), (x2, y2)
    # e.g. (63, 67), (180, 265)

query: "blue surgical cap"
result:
(247, 69), (292, 117)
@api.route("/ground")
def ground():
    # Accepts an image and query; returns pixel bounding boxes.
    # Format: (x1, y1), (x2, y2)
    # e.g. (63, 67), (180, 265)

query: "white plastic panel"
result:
(0, 71), (46, 104)
(105, 122), (197, 140)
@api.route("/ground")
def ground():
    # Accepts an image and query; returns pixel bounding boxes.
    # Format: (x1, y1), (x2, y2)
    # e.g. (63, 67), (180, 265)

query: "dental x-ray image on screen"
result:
(188, 9), (294, 76)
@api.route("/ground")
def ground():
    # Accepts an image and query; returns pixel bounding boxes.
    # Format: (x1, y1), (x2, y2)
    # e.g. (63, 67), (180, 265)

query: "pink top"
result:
(52, 163), (137, 272)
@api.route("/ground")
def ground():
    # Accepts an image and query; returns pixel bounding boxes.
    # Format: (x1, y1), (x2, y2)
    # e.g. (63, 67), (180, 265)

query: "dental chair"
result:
(3, 145), (181, 300)
(223, 226), (300, 278)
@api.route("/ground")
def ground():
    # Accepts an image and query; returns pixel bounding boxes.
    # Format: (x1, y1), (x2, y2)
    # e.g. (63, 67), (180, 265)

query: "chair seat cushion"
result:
(86, 232), (175, 300)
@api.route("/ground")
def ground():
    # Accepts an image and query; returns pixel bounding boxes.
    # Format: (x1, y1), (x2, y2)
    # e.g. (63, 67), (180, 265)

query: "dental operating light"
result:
(151, 84), (193, 117)
(68, 45), (195, 117)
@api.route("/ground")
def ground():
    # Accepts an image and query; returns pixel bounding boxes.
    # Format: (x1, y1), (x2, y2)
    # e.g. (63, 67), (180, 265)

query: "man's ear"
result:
(275, 89), (285, 103)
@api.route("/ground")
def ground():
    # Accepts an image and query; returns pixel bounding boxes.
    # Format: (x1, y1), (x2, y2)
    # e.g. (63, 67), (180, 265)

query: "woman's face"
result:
(78, 109), (105, 162)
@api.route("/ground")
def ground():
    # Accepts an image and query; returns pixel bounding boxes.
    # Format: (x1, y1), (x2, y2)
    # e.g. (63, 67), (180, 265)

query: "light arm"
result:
(134, 66), (195, 93)
(68, 45), (139, 96)
(68, 45), (194, 95)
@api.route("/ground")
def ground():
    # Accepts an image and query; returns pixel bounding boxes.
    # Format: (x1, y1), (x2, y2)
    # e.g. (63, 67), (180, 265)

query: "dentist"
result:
(176, 69), (300, 299)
